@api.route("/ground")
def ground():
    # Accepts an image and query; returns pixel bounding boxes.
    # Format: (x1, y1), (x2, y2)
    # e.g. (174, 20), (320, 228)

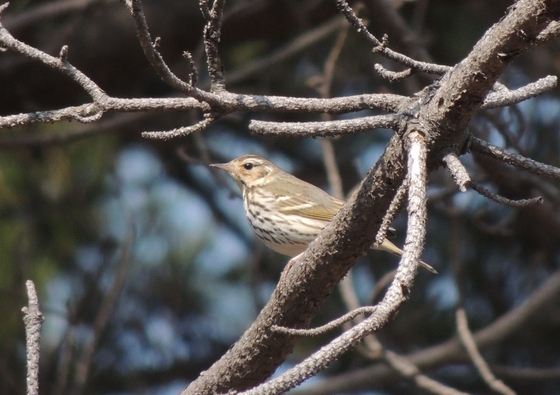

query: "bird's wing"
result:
(275, 192), (344, 221)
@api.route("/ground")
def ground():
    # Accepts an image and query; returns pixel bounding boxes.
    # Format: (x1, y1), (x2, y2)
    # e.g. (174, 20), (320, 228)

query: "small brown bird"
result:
(210, 154), (436, 273)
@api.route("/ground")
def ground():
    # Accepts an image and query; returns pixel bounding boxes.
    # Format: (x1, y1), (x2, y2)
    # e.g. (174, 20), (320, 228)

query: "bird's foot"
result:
(279, 253), (302, 283)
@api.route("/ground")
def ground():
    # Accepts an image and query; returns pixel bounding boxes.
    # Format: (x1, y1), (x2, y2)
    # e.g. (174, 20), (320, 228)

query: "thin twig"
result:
(202, 0), (226, 91)
(483, 109), (529, 157)
(369, 269), (396, 303)
(73, 226), (134, 392)
(52, 329), (75, 395)
(123, 0), (217, 103)
(316, 18), (348, 198)
(183, 51), (198, 86)
(470, 136), (560, 181)
(22, 280), (44, 395)
(0, 15), (109, 105)
(384, 350), (470, 395)
(374, 64), (414, 82)
(456, 308), (517, 395)
(442, 152), (471, 192)
(334, 0), (450, 75)
(321, 139), (344, 199)
(491, 365), (560, 381)
(270, 307), (377, 336)
(481, 76), (557, 110)
(536, 20), (560, 43)
(376, 179), (408, 246)
(469, 181), (543, 207)
(142, 114), (218, 139)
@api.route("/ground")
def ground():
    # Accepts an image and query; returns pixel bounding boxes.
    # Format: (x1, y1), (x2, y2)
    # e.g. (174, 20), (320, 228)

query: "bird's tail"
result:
(374, 239), (438, 274)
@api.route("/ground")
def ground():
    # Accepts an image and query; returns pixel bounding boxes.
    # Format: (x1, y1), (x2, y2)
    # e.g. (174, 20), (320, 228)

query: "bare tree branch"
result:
(469, 181), (543, 207)
(423, 0), (560, 134)
(0, 97), (206, 129)
(72, 226), (133, 392)
(249, 115), (398, 137)
(470, 136), (560, 181)
(121, 0), (214, 102)
(302, 268), (560, 394)
(22, 280), (44, 395)
(374, 63), (414, 82)
(202, 0), (226, 91)
(492, 365), (560, 381)
(271, 307), (377, 337)
(142, 113), (218, 139)
(442, 152), (471, 192)
(401, 130), (427, 276)
(535, 19), (560, 42)
(456, 308), (517, 395)
(334, 0), (450, 75)
(384, 350), (470, 395)
(376, 179), (408, 246)
(481, 75), (557, 109)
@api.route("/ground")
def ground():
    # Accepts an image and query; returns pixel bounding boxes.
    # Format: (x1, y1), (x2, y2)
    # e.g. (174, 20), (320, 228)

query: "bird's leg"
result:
(279, 252), (303, 282)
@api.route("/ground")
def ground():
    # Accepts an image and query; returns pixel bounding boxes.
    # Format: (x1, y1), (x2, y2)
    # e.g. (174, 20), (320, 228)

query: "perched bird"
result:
(210, 154), (436, 274)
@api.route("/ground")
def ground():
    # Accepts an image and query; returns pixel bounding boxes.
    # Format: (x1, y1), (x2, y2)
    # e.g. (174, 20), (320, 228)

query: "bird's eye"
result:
(243, 162), (254, 170)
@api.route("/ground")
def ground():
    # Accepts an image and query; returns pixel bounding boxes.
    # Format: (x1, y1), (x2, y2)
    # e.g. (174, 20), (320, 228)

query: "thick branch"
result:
(425, 0), (560, 134)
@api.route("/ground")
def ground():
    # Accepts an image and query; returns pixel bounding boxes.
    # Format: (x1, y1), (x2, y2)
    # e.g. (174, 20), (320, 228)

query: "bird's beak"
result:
(209, 162), (234, 173)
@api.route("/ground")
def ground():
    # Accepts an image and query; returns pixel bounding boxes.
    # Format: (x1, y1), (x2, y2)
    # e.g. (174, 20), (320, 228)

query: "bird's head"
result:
(210, 154), (279, 189)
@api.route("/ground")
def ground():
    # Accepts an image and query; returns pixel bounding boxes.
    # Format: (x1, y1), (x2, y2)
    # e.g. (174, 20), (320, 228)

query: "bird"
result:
(210, 154), (437, 274)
